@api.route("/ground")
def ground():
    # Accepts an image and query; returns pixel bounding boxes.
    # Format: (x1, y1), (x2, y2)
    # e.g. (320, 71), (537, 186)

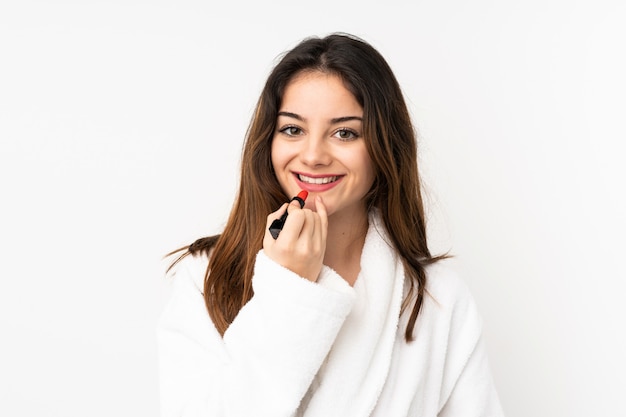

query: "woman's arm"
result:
(433, 268), (505, 417)
(437, 335), (504, 417)
(157, 251), (355, 417)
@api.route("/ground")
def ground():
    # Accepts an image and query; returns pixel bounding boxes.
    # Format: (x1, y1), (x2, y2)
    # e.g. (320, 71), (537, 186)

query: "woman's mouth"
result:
(297, 174), (341, 184)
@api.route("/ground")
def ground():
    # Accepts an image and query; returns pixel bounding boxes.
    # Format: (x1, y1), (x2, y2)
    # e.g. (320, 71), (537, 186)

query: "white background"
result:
(1, 1), (625, 416)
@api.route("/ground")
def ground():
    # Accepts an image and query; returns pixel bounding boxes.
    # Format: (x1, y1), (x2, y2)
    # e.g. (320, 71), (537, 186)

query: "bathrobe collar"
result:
(300, 210), (406, 416)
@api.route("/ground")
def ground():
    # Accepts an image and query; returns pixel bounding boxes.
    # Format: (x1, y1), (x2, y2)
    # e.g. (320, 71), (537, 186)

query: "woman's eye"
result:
(280, 126), (303, 136)
(334, 129), (359, 141)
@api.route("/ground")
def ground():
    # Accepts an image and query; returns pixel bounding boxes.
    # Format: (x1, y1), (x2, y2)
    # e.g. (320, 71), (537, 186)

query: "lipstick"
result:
(269, 190), (308, 239)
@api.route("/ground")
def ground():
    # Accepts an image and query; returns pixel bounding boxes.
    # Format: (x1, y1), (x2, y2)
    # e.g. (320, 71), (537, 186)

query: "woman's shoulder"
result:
(158, 249), (221, 351)
(423, 260), (477, 312)
(420, 260), (484, 349)
(167, 250), (210, 294)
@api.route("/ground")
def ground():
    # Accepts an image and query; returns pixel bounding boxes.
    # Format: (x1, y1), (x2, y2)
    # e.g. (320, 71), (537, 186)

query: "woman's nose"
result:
(299, 136), (331, 167)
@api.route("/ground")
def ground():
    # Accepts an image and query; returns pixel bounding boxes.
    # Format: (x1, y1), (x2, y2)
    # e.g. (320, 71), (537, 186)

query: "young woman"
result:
(158, 33), (504, 417)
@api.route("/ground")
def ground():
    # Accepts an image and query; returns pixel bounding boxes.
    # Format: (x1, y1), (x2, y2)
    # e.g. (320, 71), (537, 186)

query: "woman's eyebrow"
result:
(277, 111), (305, 121)
(330, 116), (363, 124)
(277, 111), (363, 124)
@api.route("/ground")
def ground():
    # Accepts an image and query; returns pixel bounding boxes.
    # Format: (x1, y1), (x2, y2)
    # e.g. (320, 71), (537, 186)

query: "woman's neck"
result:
(323, 209), (369, 286)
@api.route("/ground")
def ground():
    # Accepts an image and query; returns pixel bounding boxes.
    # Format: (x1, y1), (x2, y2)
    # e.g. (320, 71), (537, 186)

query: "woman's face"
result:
(271, 71), (375, 219)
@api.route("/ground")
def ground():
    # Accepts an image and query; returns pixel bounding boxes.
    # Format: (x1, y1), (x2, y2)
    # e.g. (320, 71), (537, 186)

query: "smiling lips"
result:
(295, 173), (344, 191)
(298, 173), (340, 184)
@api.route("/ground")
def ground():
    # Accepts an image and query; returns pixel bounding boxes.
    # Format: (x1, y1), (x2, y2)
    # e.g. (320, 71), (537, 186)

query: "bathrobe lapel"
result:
(301, 212), (406, 416)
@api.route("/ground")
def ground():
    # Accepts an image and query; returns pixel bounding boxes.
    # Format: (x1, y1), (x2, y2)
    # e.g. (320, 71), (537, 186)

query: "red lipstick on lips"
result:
(269, 190), (308, 239)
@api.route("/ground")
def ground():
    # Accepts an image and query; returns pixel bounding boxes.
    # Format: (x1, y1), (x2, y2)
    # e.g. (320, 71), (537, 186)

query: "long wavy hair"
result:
(169, 33), (444, 342)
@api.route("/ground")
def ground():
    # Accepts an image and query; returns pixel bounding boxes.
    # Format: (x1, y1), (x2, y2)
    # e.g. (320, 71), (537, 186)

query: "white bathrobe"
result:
(157, 213), (504, 417)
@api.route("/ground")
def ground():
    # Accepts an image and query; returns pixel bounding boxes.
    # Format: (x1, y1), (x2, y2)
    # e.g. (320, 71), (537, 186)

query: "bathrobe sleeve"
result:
(434, 267), (505, 417)
(157, 250), (355, 417)
(437, 335), (504, 417)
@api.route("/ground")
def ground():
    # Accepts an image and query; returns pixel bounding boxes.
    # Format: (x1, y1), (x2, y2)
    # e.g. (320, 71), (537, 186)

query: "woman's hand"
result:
(263, 196), (328, 282)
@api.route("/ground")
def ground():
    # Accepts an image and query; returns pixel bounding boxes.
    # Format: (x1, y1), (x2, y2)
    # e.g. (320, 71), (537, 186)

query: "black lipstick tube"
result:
(269, 190), (308, 239)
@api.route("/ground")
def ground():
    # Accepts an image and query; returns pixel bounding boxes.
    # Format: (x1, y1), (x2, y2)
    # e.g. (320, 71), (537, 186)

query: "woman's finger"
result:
(278, 200), (306, 240)
(315, 196), (328, 244)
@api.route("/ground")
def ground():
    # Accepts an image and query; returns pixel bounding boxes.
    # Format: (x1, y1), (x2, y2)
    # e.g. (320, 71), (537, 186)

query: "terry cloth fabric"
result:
(297, 215), (404, 416)
(157, 211), (505, 417)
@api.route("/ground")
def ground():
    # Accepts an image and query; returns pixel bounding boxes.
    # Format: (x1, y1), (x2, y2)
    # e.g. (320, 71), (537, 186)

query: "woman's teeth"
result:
(298, 174), (338, 184)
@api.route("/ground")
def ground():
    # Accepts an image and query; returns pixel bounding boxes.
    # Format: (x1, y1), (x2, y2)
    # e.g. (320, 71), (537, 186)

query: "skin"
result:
(263, 71), (375, 285)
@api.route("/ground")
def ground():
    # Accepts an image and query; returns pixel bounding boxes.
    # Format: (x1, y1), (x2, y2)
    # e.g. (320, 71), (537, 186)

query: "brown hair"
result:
(169, 33), (444, 342)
